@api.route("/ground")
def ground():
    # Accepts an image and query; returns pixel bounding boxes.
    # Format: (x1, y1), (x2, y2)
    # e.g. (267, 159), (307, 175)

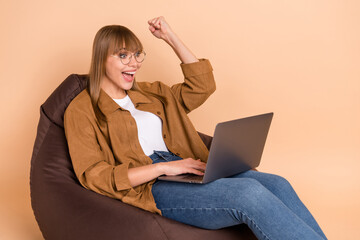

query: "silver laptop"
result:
(157, 112), (273, 184)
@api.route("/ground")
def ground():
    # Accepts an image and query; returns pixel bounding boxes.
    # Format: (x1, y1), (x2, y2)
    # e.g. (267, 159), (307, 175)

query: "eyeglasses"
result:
(111, 49), (146, 65)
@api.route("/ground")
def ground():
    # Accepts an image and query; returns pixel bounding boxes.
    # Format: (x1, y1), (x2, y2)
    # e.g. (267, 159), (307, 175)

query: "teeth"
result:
(123, 71), (136, 75)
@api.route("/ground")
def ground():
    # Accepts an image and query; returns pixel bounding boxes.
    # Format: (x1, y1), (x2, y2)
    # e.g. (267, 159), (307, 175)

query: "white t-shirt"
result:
(113, 95), (168, 156)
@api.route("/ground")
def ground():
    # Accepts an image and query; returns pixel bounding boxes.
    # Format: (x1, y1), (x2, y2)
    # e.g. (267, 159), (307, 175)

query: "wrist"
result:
(155, 162), (167, 176)
(163, 30), (178, 48)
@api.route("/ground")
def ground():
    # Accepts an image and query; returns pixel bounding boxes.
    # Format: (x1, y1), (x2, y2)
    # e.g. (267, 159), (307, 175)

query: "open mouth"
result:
(122, 71), (136, 82)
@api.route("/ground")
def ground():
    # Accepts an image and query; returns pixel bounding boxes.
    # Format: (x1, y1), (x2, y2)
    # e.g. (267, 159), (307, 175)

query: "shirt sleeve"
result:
(170, 59), (216, 113)
(64, 107), (136, 200)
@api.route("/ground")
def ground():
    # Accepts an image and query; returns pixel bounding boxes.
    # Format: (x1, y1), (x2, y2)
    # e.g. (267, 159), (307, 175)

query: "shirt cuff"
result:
(114, 162), (133, 191)
(180, 59), (213, 77)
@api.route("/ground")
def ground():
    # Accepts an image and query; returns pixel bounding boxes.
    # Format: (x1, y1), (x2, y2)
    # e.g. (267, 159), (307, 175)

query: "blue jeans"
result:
(150, 151), (327, 240)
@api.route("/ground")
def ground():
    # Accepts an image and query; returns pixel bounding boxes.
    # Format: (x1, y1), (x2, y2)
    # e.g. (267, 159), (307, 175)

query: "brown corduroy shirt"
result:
(64, 59), (216, 214)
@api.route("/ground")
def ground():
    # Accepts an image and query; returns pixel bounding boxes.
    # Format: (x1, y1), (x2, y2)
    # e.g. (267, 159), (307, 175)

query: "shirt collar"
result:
(98, 88), (152, 116)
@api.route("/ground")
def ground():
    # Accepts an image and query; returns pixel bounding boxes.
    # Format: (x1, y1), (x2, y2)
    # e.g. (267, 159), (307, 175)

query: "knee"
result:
(238, 178), (269, 200)
(268, 174), (294, 191)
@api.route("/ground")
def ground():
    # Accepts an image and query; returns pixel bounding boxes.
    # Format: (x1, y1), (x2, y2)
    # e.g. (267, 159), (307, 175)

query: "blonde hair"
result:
(87, 25), (143, 123)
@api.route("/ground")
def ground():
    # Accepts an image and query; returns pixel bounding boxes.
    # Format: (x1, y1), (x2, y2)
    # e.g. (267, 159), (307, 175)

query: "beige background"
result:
(1, 0), (359, 239)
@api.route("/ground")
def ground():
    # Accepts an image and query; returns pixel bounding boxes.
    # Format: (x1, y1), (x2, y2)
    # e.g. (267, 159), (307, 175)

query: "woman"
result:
(64, 16), (327, 240)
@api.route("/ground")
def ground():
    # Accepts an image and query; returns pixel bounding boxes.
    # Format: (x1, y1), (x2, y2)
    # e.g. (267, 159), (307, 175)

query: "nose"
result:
(127, 55), (138, 67)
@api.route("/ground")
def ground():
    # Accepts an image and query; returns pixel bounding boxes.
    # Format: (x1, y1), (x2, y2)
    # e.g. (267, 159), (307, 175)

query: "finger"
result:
(182, 158), (195, 162)
(173, 160), (205, 172)
(147, 20), (156, 29)
(194, 163), (206, 171)
(188, 160), (206, 171)
(188, 168), (205, 176)
(147, 19), (154, 26)
(148, 17), (157, 23)
(148, 25), (156, 32)
(153, 18), (162, 29)
(150, 18), (159, 26)
(150, 22), (160, 30)
(185, 158), (205, 165)
(192, 159), (205, 166)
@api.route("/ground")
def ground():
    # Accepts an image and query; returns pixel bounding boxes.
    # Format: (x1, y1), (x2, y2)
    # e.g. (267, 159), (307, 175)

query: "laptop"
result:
(157, 112), (273, 184)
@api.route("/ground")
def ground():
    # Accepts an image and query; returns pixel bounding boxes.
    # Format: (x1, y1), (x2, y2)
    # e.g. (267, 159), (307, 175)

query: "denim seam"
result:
(228, 208), (271, 240)
(160, 207), (271, 240)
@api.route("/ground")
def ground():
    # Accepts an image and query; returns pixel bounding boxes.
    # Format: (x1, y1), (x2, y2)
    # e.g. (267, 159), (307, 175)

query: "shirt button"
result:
(157, 111), (161, 115)
(163, 134), (166, 139)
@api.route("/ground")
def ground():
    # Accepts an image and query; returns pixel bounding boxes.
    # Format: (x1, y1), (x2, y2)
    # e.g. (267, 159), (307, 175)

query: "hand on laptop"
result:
(157, 158), (206, 176)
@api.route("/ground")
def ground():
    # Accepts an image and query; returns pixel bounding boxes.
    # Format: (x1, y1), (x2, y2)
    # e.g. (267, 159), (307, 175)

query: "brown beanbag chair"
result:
(30, 74), (256, 240)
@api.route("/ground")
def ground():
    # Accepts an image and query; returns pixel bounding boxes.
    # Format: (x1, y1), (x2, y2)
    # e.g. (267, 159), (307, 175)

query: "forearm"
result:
(128, 163), (164, 187)
(165, 31), (199, 64)
(148, 16), (198, 64)
(128, 158), (206, 187)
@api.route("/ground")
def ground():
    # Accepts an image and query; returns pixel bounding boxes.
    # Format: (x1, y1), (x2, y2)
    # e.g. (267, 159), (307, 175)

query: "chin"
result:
(121, 82), (134, 91)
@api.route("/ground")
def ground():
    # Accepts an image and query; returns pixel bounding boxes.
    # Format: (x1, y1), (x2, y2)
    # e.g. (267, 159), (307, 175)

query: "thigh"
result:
(231, 170), (294, 195)
(152, 174), (327, 239)
(231, 170), (286, 182)
(152, 177), (271, 229)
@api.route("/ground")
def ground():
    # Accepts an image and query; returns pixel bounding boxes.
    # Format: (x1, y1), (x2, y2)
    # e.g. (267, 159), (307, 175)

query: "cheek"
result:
(105, 62), (124, 78)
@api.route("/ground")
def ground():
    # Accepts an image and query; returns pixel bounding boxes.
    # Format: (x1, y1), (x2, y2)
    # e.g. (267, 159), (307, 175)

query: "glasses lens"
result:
(116, 50), (145, 64)
(135, 51), (146, 63)
(119, 50), (131, 65)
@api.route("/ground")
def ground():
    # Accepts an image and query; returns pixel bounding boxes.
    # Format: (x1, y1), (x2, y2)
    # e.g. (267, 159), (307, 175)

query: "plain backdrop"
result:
(0, 0), (359, 239)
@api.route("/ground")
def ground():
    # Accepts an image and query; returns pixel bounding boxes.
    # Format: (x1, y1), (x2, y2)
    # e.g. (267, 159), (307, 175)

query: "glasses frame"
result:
(111, 48), (146, 65)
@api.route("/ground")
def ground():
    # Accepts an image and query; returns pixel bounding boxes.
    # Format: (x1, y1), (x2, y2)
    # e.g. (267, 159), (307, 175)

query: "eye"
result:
(134, 51), (141, 57)
(119, 52), (128, 59)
